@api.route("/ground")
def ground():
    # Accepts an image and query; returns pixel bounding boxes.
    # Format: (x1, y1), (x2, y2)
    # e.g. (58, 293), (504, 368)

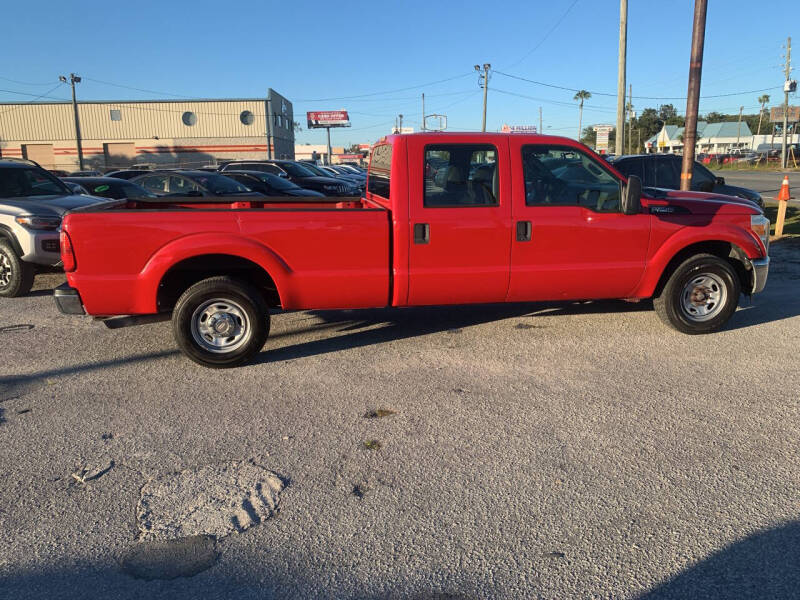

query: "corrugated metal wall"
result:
(0, 100), (270, 141)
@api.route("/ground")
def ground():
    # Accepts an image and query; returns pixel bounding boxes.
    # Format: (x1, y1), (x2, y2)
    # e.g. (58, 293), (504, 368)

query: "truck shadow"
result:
(254, 300), (652, 365)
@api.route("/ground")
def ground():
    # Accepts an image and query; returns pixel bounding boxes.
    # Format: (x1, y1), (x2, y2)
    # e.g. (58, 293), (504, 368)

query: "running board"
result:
(98, 314), (171, 329)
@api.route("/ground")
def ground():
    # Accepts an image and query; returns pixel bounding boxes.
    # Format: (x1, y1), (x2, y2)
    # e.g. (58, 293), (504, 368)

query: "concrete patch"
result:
(136, 461), (283, 540)
(120, 535), (218, 580)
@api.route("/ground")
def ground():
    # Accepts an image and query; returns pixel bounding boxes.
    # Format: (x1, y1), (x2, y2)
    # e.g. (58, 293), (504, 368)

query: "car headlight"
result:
(15, 215), (62, 231)
(750, 214), (770, 252)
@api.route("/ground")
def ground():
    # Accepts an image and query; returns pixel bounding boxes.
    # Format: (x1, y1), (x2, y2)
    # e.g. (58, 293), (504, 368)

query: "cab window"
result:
(424, 144), (498, 207)
(522, 145), (621, 212)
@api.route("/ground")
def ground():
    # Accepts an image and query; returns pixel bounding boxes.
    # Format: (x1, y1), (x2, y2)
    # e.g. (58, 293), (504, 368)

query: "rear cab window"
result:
(367, 143), (392, 200)
(424, 144), (498, 207)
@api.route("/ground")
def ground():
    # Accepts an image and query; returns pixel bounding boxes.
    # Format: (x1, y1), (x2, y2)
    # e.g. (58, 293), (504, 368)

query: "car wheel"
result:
(172, 276), (269, 368)
(0, 240), (35, 298)
(653, 253), (741, 334)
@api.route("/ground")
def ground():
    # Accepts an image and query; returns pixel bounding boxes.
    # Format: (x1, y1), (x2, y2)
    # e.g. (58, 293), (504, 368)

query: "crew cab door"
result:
(406, 137), (512, 305)
(507, 141), (650, 301)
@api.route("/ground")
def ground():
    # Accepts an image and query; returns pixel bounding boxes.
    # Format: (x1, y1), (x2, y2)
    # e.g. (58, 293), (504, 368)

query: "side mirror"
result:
(622, 175), (642, 215)
(715, 176), (725, 185)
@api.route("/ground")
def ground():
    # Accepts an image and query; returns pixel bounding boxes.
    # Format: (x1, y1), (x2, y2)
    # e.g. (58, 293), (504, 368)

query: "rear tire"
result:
(172, 276), (269, 368)
(0, 241), (35, 298)
(653, 253), (741, 334)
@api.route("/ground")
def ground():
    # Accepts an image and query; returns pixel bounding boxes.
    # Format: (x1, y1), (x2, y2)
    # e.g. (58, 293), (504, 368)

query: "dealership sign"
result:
(501, 124), (537, 133)
(307, 110), (351, 128)
(593, 124), (614, 151)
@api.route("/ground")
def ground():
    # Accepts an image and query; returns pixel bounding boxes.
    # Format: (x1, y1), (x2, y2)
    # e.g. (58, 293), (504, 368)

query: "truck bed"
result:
(62, 195), (391, 315)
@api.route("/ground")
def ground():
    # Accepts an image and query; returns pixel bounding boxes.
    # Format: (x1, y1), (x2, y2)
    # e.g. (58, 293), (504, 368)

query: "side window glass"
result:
(169, 176), (200, 194)
(691, 162), (715, 190)
(367, 144), (392, 199)
(424, 144), (498, 207)
(641, 158), (656, 187)
(522, 145), (621, 212)
(655, 158), (677, 188)
(138, 175), (168, 194)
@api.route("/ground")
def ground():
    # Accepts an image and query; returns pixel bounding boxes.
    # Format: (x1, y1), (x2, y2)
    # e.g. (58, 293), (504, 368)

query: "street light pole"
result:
(615, 0), (628, 155)
(60, 73), (83, 170)
(781, 37), (792, 168)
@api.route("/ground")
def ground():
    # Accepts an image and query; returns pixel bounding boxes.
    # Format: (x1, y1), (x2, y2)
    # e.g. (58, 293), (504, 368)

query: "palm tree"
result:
(574, 90), (591, 140)
(756, 94), (770, 136)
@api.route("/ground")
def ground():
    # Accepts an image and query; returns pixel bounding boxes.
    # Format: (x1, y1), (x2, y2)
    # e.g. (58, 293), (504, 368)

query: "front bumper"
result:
(750, 257), (770, 295)
(20, 230), (61, 266)
(53, 282), (85, 315)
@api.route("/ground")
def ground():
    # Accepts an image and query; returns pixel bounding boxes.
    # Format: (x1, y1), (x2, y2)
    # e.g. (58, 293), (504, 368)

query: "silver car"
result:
(0, 159), (110, 297)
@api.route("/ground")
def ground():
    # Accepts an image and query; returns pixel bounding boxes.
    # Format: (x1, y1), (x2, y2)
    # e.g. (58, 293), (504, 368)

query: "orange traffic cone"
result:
(777, 175), (791, 201)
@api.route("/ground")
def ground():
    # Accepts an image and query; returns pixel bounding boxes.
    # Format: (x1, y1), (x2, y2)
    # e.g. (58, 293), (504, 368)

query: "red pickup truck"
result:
(55, 133), (770, 367)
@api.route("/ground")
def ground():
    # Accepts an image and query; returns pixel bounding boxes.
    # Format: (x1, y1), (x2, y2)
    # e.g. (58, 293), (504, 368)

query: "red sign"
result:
(307, 111), (351, 128)
(336, 154), (363, 159)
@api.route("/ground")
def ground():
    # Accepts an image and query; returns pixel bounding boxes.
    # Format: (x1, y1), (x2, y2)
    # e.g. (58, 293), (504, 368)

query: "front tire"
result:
(653, 253), (741, 334)
(0, 241), (35, 298)
(172, 276), (269, 368)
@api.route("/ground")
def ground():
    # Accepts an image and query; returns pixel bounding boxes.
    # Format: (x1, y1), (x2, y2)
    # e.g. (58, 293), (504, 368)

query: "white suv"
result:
(0, 159), (109, 297)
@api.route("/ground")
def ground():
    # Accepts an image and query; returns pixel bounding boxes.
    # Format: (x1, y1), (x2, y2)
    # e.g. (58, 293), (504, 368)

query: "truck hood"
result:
(644, 187), (761, 214)
(1, 194), (113, 217)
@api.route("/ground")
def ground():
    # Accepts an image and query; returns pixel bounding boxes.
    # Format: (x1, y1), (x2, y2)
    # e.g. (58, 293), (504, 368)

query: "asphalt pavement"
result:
(713, 169), (798, 201)
(1, 193), (799, 598)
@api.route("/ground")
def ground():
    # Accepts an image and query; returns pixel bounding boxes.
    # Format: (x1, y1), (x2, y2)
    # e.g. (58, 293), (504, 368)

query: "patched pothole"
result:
(136, 461), (284, 541)
(120, 535), (218, 580)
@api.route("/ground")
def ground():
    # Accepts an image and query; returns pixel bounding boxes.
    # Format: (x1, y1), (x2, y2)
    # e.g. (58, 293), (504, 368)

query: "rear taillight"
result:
(60, 230), (76, 272)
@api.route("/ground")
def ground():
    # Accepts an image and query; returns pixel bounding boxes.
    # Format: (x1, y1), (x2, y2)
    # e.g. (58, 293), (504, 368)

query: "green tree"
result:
(574, 90), (591, 140)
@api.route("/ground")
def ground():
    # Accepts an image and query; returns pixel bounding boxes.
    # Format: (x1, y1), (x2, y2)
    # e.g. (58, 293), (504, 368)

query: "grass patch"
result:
(363, 440), (382, 451)
(765, 203), (800, 236)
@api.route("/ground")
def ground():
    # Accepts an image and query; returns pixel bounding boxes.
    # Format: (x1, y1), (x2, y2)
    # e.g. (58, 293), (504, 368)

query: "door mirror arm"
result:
(621, 175), (642, 215)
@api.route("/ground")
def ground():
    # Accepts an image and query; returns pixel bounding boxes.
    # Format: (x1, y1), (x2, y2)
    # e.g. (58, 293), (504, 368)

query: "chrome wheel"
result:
(190, 298), (251, 353)
(680, 273), (728, 322)
(0, 252), (11, 287)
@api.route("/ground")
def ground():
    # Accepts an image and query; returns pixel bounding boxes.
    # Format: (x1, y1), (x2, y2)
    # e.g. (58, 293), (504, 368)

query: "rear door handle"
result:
(413, 223), (430, 244)
(516, 220), (532, 242)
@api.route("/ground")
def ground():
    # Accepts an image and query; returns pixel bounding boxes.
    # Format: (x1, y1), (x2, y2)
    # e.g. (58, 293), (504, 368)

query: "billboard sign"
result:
(307, 110), (351, 128)
(501, 124), (537, 133)
(770, 106), (800, 123)
(593, 124), (614, 151)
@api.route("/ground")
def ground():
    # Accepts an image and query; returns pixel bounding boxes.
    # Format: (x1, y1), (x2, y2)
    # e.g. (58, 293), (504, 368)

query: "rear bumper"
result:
(750, 256), (770, 295)
(53, 282), (85, 315)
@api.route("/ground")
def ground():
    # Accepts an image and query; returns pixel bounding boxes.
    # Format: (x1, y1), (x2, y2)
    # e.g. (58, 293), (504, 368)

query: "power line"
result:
(0, 75), (57, 86)
(83, 77), (197, 99)
(504, 0), (581, 69)
(0, 87), (68, 100)
(493, 70), (782, 100)
(293, 72), (474, 102)
(0, 83), (65, 115)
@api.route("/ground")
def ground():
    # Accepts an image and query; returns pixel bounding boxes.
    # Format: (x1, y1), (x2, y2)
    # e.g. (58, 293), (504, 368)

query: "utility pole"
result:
(736, 105), (744, 147)
(398, 114), (403, 133)
(627, 83), (633, 155)
(539, 106), (543, 134)
(781, 36), (792, 168)
(421, 93), (426, 131)
(265, 93), (273, 160)
(680, 0), (707, 191)
(59, 73), (83, 170)
(475, 63), (491, 132)
(615, 0), (628, 155)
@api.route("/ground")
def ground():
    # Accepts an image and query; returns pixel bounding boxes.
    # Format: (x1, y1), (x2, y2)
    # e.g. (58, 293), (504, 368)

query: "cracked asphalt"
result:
(1, 234), (799, 599)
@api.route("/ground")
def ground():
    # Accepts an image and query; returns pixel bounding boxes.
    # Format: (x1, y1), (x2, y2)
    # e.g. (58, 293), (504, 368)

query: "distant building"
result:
(0, 89), (294, 170)
(645, 121), (753, 154)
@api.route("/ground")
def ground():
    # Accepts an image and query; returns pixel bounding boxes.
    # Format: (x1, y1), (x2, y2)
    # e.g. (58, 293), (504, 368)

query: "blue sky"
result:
(1, 0), (796, 146)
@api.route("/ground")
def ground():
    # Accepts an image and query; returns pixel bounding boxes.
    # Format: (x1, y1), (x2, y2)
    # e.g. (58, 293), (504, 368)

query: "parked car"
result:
(310, 164), (365, 191)
(217, 161), (287, 177)
(49, 169), (70, 177)
(62, 181), (89, 195)
(62, 176), (156, 200)
(131, 170), (262, 198)
(68, 170), (103, 177)
(105, 169), (156, 180)
(56, 133), (769, 367)
(0, 159), (110, 297)
(223, 171), (325, 198)
(609, 154), (763, 207)
(223, 160), (357, 196)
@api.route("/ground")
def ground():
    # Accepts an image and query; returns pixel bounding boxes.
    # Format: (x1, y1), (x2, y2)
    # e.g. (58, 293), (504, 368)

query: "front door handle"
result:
(516, 220), (532, 242)
(414, 223), (430, 244)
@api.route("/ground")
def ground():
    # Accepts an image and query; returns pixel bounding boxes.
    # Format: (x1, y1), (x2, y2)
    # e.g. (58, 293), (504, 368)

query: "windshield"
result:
(0, 167), (69, 198)
(278, 162), (317, 177)
(193, 173), (251, 194)
(259, 173), (298, 190)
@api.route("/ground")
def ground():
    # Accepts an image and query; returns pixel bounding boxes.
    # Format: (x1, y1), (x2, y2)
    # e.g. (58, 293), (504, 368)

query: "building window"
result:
(182, 111), (197, 126)
(240, 110), (254, 126)
(110, 109), (122, 121)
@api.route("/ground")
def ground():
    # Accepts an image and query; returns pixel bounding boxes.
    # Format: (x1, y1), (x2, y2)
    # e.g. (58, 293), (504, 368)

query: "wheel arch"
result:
(0, 224), (23, 256)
